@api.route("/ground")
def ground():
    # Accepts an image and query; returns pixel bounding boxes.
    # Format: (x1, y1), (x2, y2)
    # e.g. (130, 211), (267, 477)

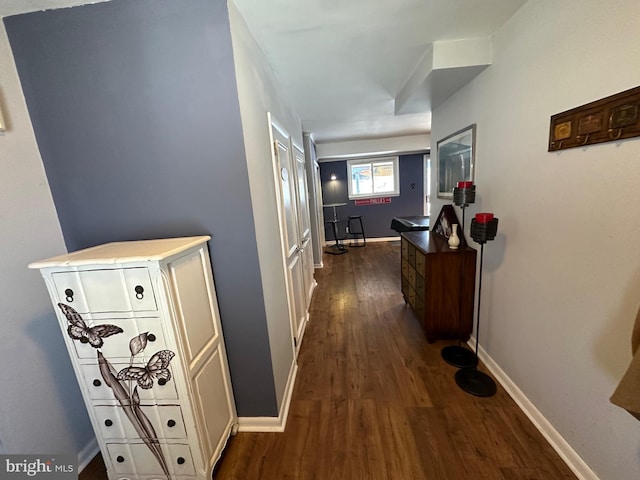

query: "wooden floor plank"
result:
(81, 242), (577, 480)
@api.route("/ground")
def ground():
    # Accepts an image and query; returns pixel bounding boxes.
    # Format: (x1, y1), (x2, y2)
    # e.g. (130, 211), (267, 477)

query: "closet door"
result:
(270, 115), (307, 355)
(293, 143), (315, 312)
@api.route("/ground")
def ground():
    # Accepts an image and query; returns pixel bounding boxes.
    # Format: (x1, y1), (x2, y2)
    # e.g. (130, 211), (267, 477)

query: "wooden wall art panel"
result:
(548, 85), (640, 151)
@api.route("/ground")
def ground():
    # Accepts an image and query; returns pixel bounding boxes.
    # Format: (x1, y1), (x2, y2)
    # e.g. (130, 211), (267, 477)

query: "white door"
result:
(293, 143), (315, 311)
(314, 161), (326, 255)
(269, 115), (308, 355)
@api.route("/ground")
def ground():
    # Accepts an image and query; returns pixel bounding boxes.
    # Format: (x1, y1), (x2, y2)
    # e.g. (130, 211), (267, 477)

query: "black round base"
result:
(455, 368), (497, 397)
(441, 345), (477, 368)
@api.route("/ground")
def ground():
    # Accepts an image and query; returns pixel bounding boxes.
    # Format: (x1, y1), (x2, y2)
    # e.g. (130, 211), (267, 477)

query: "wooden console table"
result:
(401, 230), (476, 342)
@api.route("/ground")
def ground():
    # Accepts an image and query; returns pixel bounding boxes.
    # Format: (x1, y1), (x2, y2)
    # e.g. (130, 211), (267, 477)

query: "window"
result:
(347, 156), (400, 200)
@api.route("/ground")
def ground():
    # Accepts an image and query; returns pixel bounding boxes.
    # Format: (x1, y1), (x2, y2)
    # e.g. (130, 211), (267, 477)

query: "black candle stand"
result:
(455, 215), (498, 397)
(441, 184), (477, 368)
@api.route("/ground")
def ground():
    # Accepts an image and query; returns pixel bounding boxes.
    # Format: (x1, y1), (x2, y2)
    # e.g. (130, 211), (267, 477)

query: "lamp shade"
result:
(470, 217), (498, 244)
(453, 185), (476, 207)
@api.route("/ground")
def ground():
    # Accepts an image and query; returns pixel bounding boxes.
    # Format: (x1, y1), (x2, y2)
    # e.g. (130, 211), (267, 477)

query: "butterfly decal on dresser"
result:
(117, 350), (175, 389)
(57, 303), (123, 348)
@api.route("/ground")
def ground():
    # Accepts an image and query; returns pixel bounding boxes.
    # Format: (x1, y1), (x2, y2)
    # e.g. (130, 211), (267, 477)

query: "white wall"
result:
(0, 1), (98, 460)
(227, 1), (303, 416)
(431, 1), (640, 479)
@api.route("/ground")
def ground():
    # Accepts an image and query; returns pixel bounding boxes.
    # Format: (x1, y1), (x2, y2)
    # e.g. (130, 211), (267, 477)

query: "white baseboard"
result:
(78, 436), (99, 472)
(468, 338), (599, 480)
(237, 361), (298, 432)
(307, 279), (317, 303)
(353, 236), (400, 244)
(324, 236), (400, 247)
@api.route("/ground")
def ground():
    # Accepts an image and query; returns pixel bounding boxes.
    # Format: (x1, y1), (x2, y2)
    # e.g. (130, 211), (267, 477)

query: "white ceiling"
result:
(1, 0), (527, 144)
(233, 0), (527, 143)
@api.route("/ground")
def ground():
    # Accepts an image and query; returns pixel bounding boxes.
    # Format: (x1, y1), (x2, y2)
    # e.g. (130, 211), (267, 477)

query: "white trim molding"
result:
(78, 436), (99, 472)
(237, 362), (298, 432)
(324, 236), (400, 247)
(467, 337), (599, 480)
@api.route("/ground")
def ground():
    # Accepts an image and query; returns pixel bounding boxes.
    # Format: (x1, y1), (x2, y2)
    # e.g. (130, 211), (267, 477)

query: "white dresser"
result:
(29, 236), (237, 480)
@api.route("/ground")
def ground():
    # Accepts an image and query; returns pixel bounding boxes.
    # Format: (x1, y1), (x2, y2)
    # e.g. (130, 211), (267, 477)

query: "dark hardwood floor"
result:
(81, 241), (576, 480)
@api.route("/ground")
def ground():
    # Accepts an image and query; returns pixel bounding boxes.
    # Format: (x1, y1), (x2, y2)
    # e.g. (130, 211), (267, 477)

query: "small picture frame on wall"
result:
(432, 204), (461, 241)
(437, 124), (476, 199)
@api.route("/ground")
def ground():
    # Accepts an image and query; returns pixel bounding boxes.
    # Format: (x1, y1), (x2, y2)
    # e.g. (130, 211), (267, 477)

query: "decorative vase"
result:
(448, 224), (461, 249)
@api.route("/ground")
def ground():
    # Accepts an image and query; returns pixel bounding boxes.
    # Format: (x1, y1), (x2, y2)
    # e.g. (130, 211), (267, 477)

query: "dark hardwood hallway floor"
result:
(81, 241), (577, 480)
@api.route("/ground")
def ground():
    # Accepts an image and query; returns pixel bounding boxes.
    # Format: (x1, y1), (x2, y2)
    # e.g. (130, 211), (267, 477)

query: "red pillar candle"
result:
(475, 213), (494, 223)
(457, 181), (473, 188)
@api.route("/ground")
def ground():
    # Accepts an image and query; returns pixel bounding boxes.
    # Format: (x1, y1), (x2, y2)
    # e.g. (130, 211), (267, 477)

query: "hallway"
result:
(213, 242), (576, 479)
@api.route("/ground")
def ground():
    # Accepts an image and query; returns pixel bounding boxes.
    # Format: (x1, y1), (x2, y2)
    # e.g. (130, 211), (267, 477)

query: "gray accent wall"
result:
(320, 154), (426, 239)
(5, 0), (277, 416)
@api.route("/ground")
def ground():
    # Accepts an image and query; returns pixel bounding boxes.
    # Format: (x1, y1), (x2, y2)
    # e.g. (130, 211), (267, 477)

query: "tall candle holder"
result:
(441, 181), (477, 368)
(455, 213), (499, 397)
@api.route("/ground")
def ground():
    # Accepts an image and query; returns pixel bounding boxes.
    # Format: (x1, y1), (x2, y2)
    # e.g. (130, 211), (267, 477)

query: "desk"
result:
(323, 203), (347, 254)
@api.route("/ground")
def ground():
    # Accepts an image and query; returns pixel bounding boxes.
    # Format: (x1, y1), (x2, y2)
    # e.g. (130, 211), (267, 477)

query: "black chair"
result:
(347, 215), (366, 247)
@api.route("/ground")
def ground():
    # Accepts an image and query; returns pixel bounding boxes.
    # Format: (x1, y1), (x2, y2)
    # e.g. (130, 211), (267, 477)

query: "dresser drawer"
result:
(407, 286), (416, 307)
(407, 268), (416, 287)
(52, 268), (157, 313)
(407, 244), (416, 267)
(65, 314), (168, 360)
(416, 274), (425, 300)
(106, 442), (195, 477)
(415, 250), (426, 277)
(401, 258), (408, 278)
(80, 363), (178, 401)
(94, 405), (187, 440)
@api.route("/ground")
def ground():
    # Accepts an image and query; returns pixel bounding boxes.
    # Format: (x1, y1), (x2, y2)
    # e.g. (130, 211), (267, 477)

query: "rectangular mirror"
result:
(437, 124), (476, 199)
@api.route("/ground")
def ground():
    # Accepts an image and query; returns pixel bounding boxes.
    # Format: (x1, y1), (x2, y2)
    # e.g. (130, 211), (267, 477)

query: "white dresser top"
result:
(29, 236), (211, 268)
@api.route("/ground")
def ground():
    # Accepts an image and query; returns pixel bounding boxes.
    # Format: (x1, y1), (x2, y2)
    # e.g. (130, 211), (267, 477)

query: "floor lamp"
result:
(455, 213), (499, 397)
(441, 181), (477, 368)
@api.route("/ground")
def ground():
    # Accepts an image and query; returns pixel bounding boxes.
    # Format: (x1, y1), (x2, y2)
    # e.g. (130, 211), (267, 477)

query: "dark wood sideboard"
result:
(401, 230), (476, 342)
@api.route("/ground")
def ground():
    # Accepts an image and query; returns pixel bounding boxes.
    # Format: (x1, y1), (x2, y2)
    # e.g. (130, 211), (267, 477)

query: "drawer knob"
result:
(93, 379), (102, 387)
(104, 419), (113, 427)
(64, 288), (74, 302)
(147, 333), (156, 342)
(116, 456), (125, 463)
(177, 457), (185, 465)
(157, 378), (167, 386)
(167, 419), (176, 428)
(134, 285), (144, 299)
